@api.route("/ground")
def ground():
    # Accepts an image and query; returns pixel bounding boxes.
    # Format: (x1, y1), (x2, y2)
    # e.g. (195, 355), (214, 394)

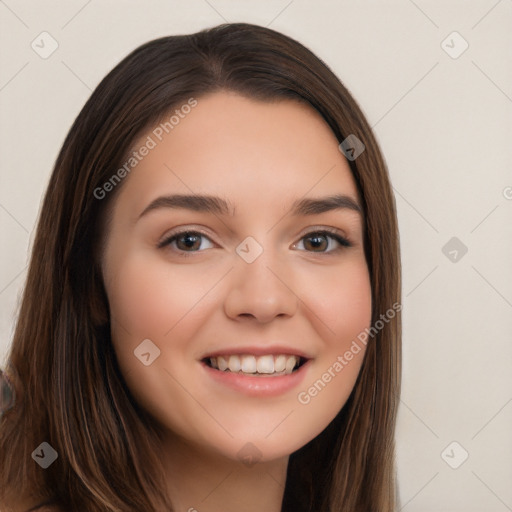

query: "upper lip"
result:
(200, 345), (313, 360)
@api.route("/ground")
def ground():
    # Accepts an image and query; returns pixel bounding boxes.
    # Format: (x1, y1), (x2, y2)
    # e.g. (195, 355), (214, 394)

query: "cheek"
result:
(103, 251), (224, 434)
(333, 266), (372, 347)
(290, 257), (372, 434)
(299, 256), (372, 347)
(105, 250), (218, 341)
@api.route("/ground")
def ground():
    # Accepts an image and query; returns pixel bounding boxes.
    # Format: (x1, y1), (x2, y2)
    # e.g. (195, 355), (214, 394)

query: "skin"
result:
(101, 91), (372, 512)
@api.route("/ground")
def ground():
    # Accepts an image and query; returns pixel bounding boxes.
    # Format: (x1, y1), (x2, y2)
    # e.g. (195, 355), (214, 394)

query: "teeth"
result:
(274, 355), (286, 373)
(256, 355), (274, 374)
(285, 356), (296, 373)
(241, 355), (257, 373)
(207, 354), (301, 375)
(228, 355), (241, 372)
(217, 356), (228, 371)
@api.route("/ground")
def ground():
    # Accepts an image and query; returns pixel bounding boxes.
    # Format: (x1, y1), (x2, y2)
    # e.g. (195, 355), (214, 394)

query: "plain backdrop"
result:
(1, 1), (511, 510)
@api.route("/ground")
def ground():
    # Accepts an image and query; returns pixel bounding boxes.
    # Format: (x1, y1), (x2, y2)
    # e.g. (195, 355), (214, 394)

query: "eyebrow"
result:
(138, 193), (362, 219)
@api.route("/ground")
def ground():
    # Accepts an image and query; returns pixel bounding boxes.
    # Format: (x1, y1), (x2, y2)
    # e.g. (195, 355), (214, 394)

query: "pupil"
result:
(178, 233), (200, 251)
(306, 235), (327, 251)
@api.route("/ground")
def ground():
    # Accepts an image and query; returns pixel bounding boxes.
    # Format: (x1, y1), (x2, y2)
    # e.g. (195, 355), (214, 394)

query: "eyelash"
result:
(157, 227), (352, 256)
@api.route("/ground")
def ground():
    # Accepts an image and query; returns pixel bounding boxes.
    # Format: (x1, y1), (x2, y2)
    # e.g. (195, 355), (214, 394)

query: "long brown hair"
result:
(0, 23), (401, 511)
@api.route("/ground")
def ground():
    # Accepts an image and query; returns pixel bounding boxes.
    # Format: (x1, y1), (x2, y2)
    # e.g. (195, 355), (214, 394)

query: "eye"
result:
(293, 230), (351, 253)
(158, 228), (351, 255)
(158, 230), (215, 253)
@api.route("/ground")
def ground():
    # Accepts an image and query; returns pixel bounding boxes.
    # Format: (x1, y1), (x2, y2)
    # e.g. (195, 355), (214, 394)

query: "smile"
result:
(204, 354), (306, 376)
(200, 348), (311, 396)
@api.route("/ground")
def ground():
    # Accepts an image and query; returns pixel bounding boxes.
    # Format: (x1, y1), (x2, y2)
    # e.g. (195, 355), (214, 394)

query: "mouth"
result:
(199, 346), (312, 396)
(202, 353), (308, 377)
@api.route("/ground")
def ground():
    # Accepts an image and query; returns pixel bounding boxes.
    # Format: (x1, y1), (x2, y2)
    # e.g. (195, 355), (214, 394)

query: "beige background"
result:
(1, 1), (511, 510)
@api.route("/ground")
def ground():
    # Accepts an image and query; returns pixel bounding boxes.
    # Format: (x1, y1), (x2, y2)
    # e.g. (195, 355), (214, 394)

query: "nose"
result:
(223, 248), (298, 323)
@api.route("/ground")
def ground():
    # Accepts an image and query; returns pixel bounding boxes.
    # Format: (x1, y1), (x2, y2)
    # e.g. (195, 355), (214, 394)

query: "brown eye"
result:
(176, 232), (202, 251)
(158, 231), (214, 252)
(303, 234), (329, 252)
(294, 231), (351, 253)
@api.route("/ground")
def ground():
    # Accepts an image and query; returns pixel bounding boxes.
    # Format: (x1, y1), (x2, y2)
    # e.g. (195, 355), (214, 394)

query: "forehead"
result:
(115, 91), (359, 215)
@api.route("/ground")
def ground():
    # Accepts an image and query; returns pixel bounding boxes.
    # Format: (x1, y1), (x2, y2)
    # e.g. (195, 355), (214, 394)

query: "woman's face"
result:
(101, 91), (372, 463)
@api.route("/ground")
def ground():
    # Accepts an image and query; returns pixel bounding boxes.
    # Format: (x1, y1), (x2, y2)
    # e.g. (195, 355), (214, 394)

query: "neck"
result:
(160, 433), (288, 512)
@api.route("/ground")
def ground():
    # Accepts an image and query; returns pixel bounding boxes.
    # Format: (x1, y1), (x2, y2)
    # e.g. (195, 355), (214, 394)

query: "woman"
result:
(0, 22), (401, 512)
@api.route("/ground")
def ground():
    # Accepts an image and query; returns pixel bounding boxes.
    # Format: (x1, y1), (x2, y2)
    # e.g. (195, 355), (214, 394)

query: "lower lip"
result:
(200, 360), (311, 397)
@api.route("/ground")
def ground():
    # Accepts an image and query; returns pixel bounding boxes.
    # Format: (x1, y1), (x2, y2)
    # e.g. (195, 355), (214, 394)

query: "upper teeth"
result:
(209, 354), (300, 375)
